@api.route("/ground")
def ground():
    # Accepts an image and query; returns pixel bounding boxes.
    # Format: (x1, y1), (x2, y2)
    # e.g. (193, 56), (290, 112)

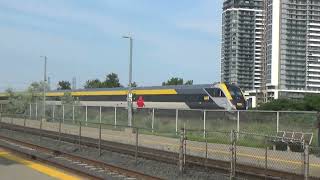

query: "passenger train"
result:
(0, 83), (246, 110)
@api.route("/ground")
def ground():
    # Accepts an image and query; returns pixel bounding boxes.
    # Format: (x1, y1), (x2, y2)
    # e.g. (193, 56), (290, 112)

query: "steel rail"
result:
(0, 134), (162, 180)
(0, 121), (316, 180)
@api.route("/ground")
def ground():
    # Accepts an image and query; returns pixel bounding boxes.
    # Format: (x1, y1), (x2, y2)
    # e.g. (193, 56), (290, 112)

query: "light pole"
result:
(122, 36), (133, 127)
(41, 56), (47, 121)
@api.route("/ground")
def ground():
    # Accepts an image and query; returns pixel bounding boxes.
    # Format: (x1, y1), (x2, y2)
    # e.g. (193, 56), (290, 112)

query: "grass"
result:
(7, 107), (320, 148)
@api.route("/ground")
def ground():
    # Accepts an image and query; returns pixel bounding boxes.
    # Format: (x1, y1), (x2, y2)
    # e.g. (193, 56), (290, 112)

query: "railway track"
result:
(0, 133), (162, 180)
(0, 121), (315, 180)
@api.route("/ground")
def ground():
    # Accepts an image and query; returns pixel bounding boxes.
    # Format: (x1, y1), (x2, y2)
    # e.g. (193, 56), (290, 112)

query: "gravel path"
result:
(0, 128), (233, 180)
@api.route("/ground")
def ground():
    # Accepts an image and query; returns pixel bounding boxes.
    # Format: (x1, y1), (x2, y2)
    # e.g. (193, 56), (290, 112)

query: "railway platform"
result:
(0, 147), (81, 180)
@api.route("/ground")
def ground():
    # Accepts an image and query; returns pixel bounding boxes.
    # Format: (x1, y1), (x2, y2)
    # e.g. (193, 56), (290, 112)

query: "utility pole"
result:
(41, 56), (47, 121)
(122, 36), (133, 127)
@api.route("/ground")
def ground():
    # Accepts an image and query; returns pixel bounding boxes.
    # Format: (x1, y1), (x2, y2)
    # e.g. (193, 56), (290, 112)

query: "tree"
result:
(57, 81), (71, 90)
(84, 73), (122, 89)
(60, 92), (79, 105)
(84, 79), (102, 89)
(185, 80), (193, 85)
(104, 73), (121, 88)
(26, 81), (49, 103)
(162, 77), (184, 86)
(6, 88), (29, 114)
(28, 81), (49, 92)
(130, 82), (138, 87)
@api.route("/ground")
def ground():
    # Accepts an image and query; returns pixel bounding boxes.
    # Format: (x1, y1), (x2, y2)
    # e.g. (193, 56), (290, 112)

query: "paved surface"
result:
(0, 148), (82, 180)
(3, 117), (320, 177)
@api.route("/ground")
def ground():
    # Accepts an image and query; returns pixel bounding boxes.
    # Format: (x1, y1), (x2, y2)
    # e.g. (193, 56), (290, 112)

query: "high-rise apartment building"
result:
(265, 0), (320, 99)
(221, 0), (320, 102)
(221, 0), (265, 90)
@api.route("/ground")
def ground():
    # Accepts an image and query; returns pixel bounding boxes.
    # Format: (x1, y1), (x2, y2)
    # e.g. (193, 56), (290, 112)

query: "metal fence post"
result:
(276, 111), (279, 133)
(205, 131), (208, 168)
(183, 126), (186, 166)
(265, 136), (268, 179)
(79, 121), (82, 150)
(35, 103), (38, 120)
(52, 105), (55, 122)
(230, 130), (236, 179)
(99, 106), (102, 123)
(23, 115), (26, 127)
(237, 111), (240, 133)
(203, 110), (206, 138)
(30, 104), (32, 119)
(62, 105), (65, 123)
(152, 108), (155, 133)
(99, 122), (102, 156)
(23, 115), (26, 134)
(0, 112), (2, 129)
(176, 109), (179, 135)
(58, 118), (61, 144)
(135, 128), (139, 164)
(85, 106), (88, 126)
(114, 107), (117, 127)
(72, 105), (75, 123)
(40, 116), (43, 141)
(304, 143), (309, 180)
(179, 128), (184, 173)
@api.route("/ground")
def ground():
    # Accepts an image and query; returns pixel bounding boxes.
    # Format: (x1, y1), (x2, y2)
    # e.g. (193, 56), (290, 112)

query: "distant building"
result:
(221, 0), (265, 90)
(264, 0), (320, 100)
(221, 0), (320, 104)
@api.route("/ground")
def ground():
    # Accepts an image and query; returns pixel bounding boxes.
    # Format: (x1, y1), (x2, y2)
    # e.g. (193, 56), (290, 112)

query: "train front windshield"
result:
(226, 84), (246, 110)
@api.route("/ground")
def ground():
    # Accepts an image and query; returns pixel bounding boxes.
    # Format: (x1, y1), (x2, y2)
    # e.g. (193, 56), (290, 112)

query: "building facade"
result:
(221, 0), (320, 102)
(265, 0), (320, 100)
(221, 0), (265, 90)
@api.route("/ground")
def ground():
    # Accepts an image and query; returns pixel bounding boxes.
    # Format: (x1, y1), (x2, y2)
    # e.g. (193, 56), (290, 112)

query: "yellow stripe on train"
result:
(46, 89), (178, 97)
(219, 83), (233, 100)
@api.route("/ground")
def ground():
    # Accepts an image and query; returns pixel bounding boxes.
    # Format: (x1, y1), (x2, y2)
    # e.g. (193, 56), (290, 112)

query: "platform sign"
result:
(127, 93), (133, 102)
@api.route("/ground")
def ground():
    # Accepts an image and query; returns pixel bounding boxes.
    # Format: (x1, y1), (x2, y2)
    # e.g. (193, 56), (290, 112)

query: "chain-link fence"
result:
(1, 103), (319, 147)
(0, 112), (319, 179)
(182, 129), (319, 179)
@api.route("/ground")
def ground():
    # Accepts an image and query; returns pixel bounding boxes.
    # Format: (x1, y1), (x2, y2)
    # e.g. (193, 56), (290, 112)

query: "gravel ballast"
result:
(0, 128), (231, 180)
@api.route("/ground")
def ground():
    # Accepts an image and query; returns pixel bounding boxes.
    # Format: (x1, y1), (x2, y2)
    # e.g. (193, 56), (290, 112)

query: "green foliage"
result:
(57, 81), (71, 90)
(130, 82), (138, 87)
(162, 77), (183, 86)
(84, 73), (122, 89)
(28, 81), (49, 92)
(6, 88), (29, 114)
(185, 80), (193, 85)
(257, 94), (320, 111)
(84, 79), (102, 89)
(5, 81), (51, 114)
(103, 73), (121, 88)
(162, 77), (193, 86)
(60, 92), (79, 105)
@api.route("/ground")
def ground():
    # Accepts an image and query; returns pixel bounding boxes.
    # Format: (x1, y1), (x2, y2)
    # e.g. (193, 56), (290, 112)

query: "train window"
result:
(205, 88), (225, 97)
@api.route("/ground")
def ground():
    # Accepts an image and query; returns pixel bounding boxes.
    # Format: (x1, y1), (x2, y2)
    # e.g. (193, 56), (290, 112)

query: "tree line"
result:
(4, 73), (194, 113)
(56, 72), (193, 90)
(256, 95), (320, 111)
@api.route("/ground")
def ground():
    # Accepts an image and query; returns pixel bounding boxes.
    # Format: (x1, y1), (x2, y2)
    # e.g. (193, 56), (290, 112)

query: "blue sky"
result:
(0, 0), (223, 90)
